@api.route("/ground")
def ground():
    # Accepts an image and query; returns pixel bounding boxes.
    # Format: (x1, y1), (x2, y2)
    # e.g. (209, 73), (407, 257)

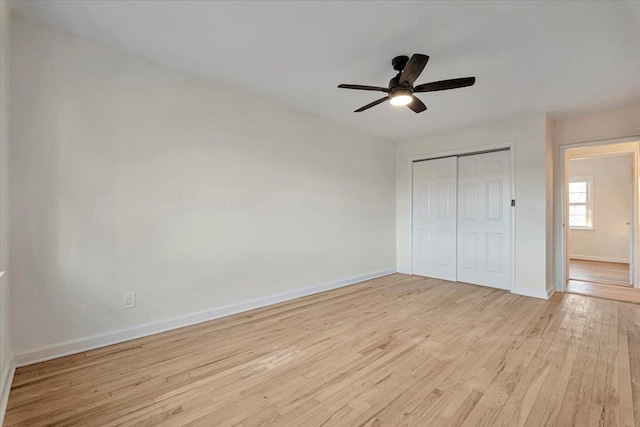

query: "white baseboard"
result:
(569, 255), (629, 264)
(0, 355), (15, 426)
(13, 268), (397, 367)
(511, 287), (554, 300)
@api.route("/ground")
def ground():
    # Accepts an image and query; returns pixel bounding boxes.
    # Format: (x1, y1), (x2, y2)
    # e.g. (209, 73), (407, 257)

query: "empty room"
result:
(1, 1), (640, 426)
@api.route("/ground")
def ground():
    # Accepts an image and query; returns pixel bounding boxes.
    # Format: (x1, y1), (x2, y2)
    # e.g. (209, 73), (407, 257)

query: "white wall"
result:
(10, 15), (396, 362)
(554, 106), (640, 146)
(0, 0), (12, 421)
(396, 113), (553, 299)
(0, 0), (13, 421)
(553, 105), (640, 288)
(568, 154), (632, 263)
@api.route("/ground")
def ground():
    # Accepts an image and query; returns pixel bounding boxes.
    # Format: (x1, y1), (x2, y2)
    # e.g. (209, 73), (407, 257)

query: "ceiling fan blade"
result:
(338, 84), (390, 93)
(414, 77), (476, 93)
(407, 96), (427, 113)
(355, 96), (389, 112)
(399, 54), (429, 85)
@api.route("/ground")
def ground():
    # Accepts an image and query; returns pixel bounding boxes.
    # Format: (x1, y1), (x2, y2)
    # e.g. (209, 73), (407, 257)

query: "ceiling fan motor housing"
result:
(389, 76), (413, 93)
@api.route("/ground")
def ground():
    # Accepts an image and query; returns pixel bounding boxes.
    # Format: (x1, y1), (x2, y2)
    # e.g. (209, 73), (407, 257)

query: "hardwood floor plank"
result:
(617, 306), (635, 427)
(554, 296), (598, 426)
(588, 300), (612, 425)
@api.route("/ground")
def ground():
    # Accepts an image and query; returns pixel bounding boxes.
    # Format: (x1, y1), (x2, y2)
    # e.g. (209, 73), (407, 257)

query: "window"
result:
(569, 176), (593, 229)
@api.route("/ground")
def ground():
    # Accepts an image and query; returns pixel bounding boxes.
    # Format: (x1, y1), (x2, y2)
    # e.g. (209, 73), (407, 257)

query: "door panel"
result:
(457, 151), (512, 289)
(462, 232), (478, 270)
(412, 157), (457, 281)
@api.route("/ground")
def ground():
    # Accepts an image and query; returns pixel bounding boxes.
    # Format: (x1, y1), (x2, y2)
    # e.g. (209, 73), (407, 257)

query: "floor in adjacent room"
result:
(569, 259), (630, 286)
(5, 273), (640, 426)
(567, 259), (640, 304)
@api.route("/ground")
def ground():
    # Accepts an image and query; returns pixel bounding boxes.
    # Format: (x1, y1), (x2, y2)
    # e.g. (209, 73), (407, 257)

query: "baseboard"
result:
(0, 355), (15, 426)
(569, 255), (629, 264)
(13, 268), (397, 367)
(511, 287), (554, 300)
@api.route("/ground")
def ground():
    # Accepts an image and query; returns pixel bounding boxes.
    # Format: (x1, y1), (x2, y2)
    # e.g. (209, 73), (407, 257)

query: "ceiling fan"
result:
(338, 54), (475, 113)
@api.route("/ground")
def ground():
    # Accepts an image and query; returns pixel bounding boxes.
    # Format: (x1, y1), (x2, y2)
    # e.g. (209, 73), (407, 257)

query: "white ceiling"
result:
(11, 1), (640, 141)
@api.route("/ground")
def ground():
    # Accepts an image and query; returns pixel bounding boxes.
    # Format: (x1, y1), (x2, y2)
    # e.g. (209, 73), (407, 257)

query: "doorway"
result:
(561, 139), (640, 302)
(567, 152), (633, 286)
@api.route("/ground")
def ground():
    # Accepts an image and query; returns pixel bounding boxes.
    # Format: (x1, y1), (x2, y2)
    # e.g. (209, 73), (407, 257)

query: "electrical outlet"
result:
(124, 292), (136, 309)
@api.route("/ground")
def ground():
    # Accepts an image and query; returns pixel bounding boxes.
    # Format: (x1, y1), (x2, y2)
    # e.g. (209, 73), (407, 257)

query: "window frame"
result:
(568, 175), (594, 230)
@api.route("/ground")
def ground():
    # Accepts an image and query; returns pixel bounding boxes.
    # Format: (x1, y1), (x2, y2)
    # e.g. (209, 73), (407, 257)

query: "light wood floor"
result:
(566, 280), (640, 305)
(567, 259), (640, 303)
(569, 259), (630, 286)
(5, 274), (640, 426)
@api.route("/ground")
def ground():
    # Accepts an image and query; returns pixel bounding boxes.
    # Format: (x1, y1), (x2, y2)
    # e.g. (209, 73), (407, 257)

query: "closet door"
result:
(412, 157), (457, 281)
(457, 151), (511, 289)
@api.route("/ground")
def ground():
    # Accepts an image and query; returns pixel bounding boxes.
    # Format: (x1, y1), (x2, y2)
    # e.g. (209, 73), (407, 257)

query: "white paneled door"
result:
(457, 151), (511, 289)
(412, 157), (458, 281)
(412, 150), (512, 290)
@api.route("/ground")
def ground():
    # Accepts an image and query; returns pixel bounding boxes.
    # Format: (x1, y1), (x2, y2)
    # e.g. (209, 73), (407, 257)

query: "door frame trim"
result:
(409, 141), (516, 291)
(558, 136), (640, 291)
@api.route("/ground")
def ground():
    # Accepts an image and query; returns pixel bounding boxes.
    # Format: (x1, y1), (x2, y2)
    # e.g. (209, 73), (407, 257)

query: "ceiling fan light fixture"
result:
(390, 92), (412, 106)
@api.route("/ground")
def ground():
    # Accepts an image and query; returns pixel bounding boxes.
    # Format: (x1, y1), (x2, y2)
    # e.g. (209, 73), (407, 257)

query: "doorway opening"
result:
(561, 139), (640, 303)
